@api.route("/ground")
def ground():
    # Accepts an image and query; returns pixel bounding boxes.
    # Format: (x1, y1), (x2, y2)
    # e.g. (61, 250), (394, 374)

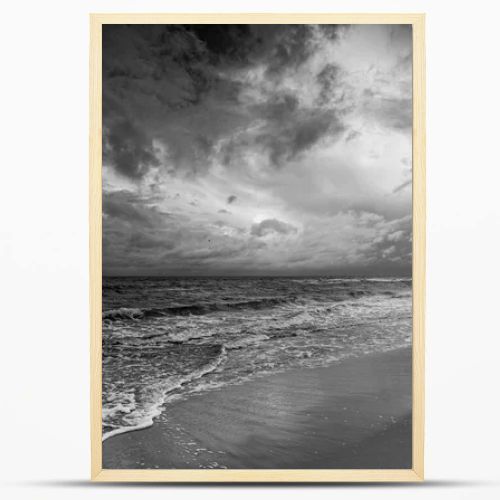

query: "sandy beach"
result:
(103, 347), (412, 469)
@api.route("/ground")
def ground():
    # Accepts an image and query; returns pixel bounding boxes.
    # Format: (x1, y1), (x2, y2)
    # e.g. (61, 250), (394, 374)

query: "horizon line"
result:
(102, 274), (413, 279)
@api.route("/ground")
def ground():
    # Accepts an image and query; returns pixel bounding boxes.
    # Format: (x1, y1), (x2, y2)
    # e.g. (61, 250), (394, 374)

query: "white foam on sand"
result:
(102, 347), (227, 441)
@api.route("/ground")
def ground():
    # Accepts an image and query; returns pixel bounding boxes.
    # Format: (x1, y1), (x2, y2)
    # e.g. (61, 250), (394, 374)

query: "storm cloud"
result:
(102, 24), (412, 276)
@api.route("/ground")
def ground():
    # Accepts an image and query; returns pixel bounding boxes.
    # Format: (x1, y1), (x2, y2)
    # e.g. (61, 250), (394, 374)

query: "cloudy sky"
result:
(102, 24), (412, 277)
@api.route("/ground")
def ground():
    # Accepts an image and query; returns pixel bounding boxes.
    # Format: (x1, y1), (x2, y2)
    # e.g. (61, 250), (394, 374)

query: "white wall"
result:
(1, 1), (499, 499)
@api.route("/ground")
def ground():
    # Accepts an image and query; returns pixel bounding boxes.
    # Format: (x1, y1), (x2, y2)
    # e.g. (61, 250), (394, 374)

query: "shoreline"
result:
(103, 346), (412, 469)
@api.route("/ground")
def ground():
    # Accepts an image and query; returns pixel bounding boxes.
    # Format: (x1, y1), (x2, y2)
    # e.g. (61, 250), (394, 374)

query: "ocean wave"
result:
(102, 345), (227, 441)
(103, 297), (292, 321)
(103, 307), (145, 320)
(102, 277), (413, 442)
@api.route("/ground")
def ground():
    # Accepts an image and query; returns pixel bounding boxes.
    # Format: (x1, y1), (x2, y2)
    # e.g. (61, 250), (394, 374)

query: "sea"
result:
(102, 277), (412, 441)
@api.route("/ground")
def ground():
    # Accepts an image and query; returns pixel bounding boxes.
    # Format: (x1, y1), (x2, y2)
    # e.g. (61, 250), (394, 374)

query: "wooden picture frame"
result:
(90, 13), (425, 482)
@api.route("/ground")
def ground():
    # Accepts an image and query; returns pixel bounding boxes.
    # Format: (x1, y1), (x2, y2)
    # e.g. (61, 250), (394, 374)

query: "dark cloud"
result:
(262, 25), (344, 76)
(266, 110), (344, 166)
(261, 25), (314, 75)
(258, 93), (299, 121)
(316, 63), (342, 104)
(102, 25), (348, 179)
(220, 108), (344, 168)
(185, 24), (344, 75)
(103, 25), (212, 109)
(185, 25), (256, 64)
(102, 25), (412, 276)
(103, 118), (161, 179)
(189, 24), (335, 74)
(102, 24), (213, 179)
(251, 218), (298, 237)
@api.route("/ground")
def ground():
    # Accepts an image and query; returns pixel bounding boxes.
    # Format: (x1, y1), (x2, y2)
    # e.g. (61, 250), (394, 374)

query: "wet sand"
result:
(103, 347), (412, 469)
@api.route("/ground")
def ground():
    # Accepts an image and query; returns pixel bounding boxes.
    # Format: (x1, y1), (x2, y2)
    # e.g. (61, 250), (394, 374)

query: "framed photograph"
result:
(90, 13), (425, 482)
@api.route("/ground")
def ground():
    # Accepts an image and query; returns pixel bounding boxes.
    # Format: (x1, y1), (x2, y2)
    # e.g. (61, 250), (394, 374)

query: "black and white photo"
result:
(100, 22), (415, 471)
